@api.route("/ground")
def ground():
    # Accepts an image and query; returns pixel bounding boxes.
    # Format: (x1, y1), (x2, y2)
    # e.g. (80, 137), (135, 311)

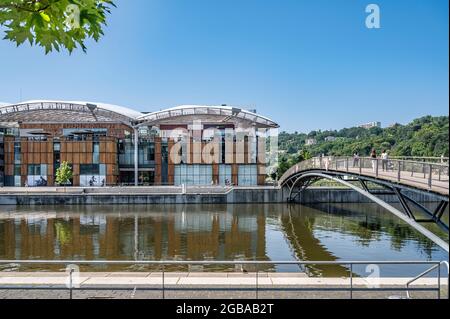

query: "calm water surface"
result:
(0, 203), (448, 277)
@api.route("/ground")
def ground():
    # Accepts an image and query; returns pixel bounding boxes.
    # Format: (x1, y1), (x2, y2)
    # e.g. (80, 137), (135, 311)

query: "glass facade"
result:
(219, 164), (232, 185)
(238, 165), (258, 186)
(27, 164), (48, 186)
(118, 140), (155, 167)
(80, 164), (106, 187)
(63, 128), (107, 141)
(93, 142), (100, 164)
(174, 164), (213, 186)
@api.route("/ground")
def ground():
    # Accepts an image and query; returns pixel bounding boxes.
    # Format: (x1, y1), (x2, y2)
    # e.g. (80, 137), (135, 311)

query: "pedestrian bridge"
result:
(279, 156), (449, 252)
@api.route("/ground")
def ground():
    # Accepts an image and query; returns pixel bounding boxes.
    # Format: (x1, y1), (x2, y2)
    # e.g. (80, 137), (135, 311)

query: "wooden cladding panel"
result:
(19, 140), (53, 165)
(154, 138), (162, 184)
(72, 153), (80, 164)
(232, 164), (238, 186)
(73, 164), (80, 175)
(106, 175), (116, 185)
(107, 165), (114, 176)
(21, 164), (26, 176)
(5, 165), (14, 176)
(212, 164), (219, 184)
(59, 141), (117, 165)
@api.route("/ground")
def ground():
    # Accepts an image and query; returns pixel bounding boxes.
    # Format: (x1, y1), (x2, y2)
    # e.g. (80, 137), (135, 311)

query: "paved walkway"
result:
(0, 272), (447, 299)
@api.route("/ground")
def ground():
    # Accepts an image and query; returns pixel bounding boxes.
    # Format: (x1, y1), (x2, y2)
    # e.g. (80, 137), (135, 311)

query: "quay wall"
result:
(0, 187), (443, 205)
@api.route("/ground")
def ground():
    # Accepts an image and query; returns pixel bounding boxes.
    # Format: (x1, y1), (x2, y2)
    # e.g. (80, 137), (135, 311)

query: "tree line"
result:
(275, 115), (449, 178)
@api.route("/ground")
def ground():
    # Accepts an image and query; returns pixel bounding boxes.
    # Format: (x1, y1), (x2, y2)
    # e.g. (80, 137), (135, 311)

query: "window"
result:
(147, 144), (155, 161)
(80, 164), (106, 187)
(93, 142), (100, 164)
(238, 165), (258, 186)
(80, 164), (100, 175)
(219, 165), (232, 185)
(28, 164), (47, 176)
(63, 129), (107, 141)
(14, 142), (21, 164)
(28, 164), (41, 176)
(174, 165), (212, 186)
(27, 164), (48, 187)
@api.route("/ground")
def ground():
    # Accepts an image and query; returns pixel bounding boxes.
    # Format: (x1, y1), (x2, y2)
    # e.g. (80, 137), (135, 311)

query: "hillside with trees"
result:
(275, 115), (449, 178)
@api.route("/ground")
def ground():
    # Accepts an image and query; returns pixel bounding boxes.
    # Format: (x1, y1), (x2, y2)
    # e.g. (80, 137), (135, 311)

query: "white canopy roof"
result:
(0, 101), (278, 128)
(137, 105), (279, 128)
(0, 100), (142, 123)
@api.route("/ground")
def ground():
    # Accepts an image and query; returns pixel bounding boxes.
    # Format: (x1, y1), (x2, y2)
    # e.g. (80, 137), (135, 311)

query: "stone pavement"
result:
(0, 272), (447, 299)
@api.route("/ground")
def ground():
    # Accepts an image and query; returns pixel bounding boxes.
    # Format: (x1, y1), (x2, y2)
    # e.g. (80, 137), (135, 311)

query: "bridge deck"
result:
(280, 157), (449, 197)
(341, 167), (449, 196)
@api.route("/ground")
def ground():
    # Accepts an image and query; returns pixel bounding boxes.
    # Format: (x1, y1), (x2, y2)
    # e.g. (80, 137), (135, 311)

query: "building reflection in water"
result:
(0, 203), (447, 275)
(0, 205), (270, 272)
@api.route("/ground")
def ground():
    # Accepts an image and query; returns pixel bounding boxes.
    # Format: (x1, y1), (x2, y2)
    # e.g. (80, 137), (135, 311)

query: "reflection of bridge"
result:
(279, 157), (449, 252)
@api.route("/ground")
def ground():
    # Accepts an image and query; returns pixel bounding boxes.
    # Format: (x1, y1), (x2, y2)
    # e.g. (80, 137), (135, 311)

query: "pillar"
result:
(134, 127), (139, 186)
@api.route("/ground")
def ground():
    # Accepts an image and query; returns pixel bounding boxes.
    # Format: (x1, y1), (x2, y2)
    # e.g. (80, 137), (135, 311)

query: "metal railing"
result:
(0, 260), (447, 300)
(391, 156), (449, 164)
(406, 261), (449, 299)
(279, 156), (449, 192)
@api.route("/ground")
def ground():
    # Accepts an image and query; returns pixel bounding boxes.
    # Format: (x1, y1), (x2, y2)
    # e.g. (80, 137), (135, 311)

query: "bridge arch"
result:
(279, 157), (449, 253)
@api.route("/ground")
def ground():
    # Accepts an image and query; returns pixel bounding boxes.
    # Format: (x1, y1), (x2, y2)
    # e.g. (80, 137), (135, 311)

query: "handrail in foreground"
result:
(0, 260), (448, 300)
(406, 261), (449, 299)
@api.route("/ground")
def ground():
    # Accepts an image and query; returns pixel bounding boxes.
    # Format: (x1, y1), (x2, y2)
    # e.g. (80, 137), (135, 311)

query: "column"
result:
(134, 127), (139, 186)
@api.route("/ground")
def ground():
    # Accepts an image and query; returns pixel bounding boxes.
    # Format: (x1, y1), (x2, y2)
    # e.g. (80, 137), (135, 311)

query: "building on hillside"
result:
(305, 138), (317, 146)
(358, 121), (381, 129)
(0, 101), (278, 187)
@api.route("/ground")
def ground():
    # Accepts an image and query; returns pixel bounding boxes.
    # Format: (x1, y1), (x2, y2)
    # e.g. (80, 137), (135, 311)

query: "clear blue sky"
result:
(0, 0), (448, 132)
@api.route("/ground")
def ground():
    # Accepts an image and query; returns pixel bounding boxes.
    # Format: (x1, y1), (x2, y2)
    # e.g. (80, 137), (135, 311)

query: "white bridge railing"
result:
(279, 156), (449, 193)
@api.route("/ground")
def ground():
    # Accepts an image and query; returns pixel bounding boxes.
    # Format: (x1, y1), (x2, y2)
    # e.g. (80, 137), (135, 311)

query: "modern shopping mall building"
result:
(0, 101), (278, 187)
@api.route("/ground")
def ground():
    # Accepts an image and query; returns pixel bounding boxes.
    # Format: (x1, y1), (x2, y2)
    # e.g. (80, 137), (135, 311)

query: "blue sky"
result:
(0, 0), (448, 132)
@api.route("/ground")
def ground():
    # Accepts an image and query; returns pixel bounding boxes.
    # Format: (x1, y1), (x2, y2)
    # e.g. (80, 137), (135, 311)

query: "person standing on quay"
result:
(370, 149), (377, 173)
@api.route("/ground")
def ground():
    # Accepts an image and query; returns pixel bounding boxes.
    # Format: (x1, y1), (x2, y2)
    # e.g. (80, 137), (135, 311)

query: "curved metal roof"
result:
(0, 100), (142, 124)
(136, 105), (279, 128)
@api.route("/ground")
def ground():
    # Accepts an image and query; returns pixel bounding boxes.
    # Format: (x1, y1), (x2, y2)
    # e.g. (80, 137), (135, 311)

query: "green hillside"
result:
(275, 115), (449, 178)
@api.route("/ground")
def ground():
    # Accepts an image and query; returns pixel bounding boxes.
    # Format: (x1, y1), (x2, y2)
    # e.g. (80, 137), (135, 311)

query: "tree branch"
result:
(0, 0), (61, 13)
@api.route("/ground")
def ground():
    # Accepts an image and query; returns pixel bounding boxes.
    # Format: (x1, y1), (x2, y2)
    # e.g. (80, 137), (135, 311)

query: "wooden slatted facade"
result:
(3, 125), (124, 187)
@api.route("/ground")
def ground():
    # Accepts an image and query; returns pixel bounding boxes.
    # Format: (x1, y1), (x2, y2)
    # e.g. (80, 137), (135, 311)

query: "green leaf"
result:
(39, 12), (50, 22)
(0, 0), (115, 53)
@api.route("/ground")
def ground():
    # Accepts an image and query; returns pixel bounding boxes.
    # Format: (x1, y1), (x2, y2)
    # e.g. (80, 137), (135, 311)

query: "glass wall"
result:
(80, 164), (106, 187)
(219, 164), (232, 185)
(62, 128), (107, 141)
(238, 165), (258, 186)
(14, 164), (21, 187)
(174, 164), (213, 186)
(118, 140), (155, 168)
(93, 142), (100, 164)
(14, 141), (21, 186)
(27, 164), (48, 186)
